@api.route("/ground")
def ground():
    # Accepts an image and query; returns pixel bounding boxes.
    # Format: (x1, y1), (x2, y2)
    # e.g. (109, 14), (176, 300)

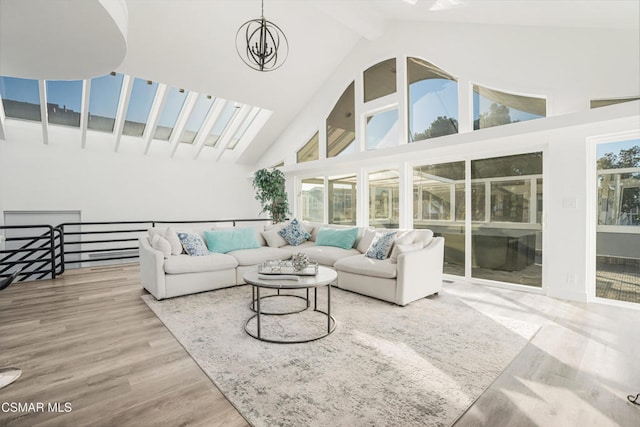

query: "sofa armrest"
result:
(139, 236), (167, 300)
(396, 236), (444, 306)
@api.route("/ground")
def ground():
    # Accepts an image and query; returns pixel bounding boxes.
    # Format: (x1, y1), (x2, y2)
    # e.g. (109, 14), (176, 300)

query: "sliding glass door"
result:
(470, 153), (543, 287)
(595, 139), (640, 304)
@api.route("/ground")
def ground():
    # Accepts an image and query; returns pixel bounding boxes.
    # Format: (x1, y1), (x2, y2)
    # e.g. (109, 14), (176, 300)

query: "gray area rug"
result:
(142, 285), (539, 427)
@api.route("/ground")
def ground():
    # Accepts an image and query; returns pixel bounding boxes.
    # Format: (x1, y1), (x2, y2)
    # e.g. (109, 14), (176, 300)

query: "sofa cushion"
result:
(177, 232), (210, 256)
(228, 247), (292, 266)
(355, 227), (376, 253)
(148, 227), (183, 255)
(278, 218), (311, 246)
(365, 231), (397, 260)
(151, 234), (171, 258)
(164, 253), (238, 274)
(390, 242), (424, 263)
(262, 228), (288, 248)
(204, 227), (260, 253)
(297, 245), (361, 267)
(334, 255), (397, 279)
(413, 229), (434, 247)
(316, 227), (359, 249)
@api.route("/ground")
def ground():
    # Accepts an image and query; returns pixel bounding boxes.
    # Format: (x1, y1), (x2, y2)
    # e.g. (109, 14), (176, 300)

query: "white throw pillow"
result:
(164, 227), (184, 255)
(356, 227), (376, 253)
(151, 234), (172, 258)
(262, 228), (288, 248)
(395, 230), (415, 246)
(390, 241), (424, 263)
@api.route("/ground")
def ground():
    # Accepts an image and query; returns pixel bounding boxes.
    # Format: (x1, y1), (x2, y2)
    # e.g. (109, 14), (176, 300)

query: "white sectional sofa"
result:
(139, 221), (444, 306)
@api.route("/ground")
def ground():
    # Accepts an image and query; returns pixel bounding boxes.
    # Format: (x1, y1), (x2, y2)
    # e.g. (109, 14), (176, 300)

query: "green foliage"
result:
(252, 168), (290, 224)
(597, 146), (640, 170)
(413, 116), (458, 141)
(474, 103), (513, 130)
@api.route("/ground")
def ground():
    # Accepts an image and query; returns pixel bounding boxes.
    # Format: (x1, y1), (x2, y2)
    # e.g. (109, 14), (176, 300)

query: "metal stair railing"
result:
(0, 225), (61, 282)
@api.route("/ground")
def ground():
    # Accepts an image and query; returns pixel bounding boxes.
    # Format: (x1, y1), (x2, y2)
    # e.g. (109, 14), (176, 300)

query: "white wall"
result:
(0, 121), (262, 225)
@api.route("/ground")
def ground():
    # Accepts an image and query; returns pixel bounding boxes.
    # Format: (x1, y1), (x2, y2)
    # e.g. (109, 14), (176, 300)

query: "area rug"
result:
(142, 286), (539, 427)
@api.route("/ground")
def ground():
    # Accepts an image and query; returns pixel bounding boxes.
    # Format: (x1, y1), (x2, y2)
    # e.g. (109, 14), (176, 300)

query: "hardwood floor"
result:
(0, 264), (248, 427)
(1, 264), (639, 426)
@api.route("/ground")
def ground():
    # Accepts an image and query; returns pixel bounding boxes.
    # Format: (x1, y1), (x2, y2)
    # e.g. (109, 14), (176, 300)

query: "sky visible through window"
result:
(89, 73), (123, 119)
(410, 79), (458, 139)
(46, 80), (82, 111)
(367, 109), (398, 150)
(597, 139), (640, 160)
(126, 78), (158, 124)
(0, 77), (40, 104)
(473, 92), (541, 123)
(182, 95), (215, 143)
(154, 86), (188, 140)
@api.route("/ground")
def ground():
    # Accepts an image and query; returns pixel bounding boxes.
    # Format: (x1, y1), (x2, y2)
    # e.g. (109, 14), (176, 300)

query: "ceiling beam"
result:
(213, 105), (251, 162)
(192, 98), (227, 160)
(142, 83), (168, 155)
(113, 75), (133, 152)
(38, 80), (48, 145)
(169, 91), (198, 158)
(80, 79), (90, 148)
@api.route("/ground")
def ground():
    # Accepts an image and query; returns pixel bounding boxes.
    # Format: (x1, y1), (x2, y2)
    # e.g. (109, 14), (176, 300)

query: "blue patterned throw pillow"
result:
(365, 231), (397, 260)
(278, 218), (311, 246)
(177, 232), (210, 256)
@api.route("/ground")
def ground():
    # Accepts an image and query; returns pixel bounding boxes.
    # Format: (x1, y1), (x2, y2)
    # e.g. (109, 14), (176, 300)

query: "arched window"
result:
(326, 82), (355, 158)
(297, 131), (319, 163)
(363, 58), (396, 102)
(407, 57), (458, 142)
(473, 85), (545, 130)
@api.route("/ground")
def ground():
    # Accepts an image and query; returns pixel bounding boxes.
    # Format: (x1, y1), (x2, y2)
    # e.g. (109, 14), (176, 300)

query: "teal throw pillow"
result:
(278, 218), (311, 246)
(365, 231), (397, 260)
(177, 232), (210, 256)
(315, 227), (359, 250)
(204, 227), (260, 253)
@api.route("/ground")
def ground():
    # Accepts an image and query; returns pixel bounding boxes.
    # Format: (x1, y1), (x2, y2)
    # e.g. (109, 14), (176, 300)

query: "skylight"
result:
(123, 78), (158, 137)
(154, 86), (188, 140)
(46, 80), (83, 127)
(0, 72), (268, 162)
(0, 76), (41, 122)
(88, 72), (124, 132)
(205, 102), (238, 147)
(181, 94), (215, 144)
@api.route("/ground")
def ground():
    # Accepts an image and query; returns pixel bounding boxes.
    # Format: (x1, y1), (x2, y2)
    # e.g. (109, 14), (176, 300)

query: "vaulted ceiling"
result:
(1, 0), (638, 165)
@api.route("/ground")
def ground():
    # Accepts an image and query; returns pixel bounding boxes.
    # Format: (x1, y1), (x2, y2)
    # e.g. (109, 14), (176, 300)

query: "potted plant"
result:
(252, 168), (289, 224)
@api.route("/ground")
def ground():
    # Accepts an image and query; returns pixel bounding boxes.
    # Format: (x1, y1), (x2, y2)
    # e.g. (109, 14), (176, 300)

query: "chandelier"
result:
(236, 0), (289, 72)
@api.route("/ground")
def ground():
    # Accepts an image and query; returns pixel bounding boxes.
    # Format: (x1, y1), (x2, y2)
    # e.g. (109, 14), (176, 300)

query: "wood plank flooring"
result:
(0, 264), (248, 427)
(1, 264), (640, 426)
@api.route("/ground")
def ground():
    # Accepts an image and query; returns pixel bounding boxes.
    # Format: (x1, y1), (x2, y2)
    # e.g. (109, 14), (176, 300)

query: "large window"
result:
(329, 174), (357, 225)
(297, 132), (319, 163)
(0, 76), (41, 122)
(300, 178), (324, 223)
(363, 58), (396, 103)
(123, 78), (158, 137)
(366, 109), (398, 151)
(473, 85), (545, 130)
(596, 139), (640, 304)
(369, 169), (399, 229)
(327, 82), (355, 158)
(88, 72), (124, 133)
(470, 152), (543, 287)
(46, 80), (83, 127)
(413, 161), (465, 275)
(407, 57), (458, 143)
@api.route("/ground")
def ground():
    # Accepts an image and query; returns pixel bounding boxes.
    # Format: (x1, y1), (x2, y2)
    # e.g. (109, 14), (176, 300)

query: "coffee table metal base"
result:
(244, 285), (336, 344)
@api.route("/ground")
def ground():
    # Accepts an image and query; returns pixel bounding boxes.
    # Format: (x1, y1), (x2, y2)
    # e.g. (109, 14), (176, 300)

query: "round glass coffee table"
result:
(243, 266), (337, 344)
